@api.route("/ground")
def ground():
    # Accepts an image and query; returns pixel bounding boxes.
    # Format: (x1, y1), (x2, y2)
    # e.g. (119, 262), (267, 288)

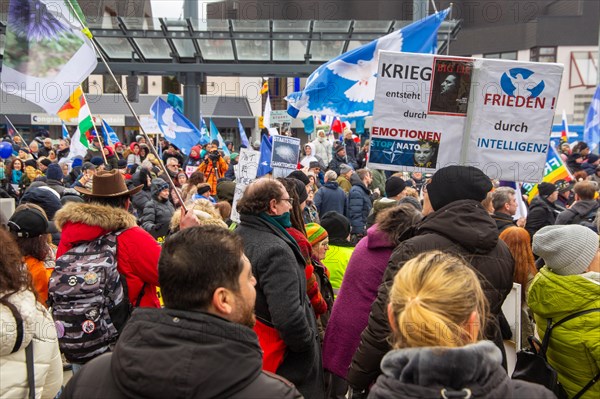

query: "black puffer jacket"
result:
(327, 153), (347, 176)
(60, 309), (302, 399)
(140, 178), (174, 239)
(525, 195), (562, 240)
(347, 200), (514, 391)
(368, 341), (554, 399)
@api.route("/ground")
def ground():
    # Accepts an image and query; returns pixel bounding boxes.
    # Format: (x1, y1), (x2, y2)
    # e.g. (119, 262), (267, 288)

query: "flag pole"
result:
(65, 1), (186, 211)
(82, 94), (109, 166)
(4, 116), (31, 152)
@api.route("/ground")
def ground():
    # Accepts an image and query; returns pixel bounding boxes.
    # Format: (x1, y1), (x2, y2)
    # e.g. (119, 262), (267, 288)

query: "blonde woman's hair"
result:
(388, 251), (488, 349)
(169, 199), (227, 232)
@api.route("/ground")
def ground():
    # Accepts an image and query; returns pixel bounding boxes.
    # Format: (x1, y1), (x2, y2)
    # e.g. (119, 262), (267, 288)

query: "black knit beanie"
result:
(427, 165), (493, 211)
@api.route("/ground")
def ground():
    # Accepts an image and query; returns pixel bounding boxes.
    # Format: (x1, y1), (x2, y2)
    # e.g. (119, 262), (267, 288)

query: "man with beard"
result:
(61, 225), (301, 398)
(236, 178), (324, 398)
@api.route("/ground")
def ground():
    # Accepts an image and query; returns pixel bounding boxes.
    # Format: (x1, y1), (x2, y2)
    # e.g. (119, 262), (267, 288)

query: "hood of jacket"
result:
(528, 267), (600, 319)
(111, 308), (263, 399)
(370, 341), (508, 398)
(0, 290), (46, 355)
(323, 181), (340, 190)
(150, 177), (169, 198)
(366, 225), (394, 250)
(414, 200), (499, 254)
(54, 202), (137, 248)
(569, 199), (600, 216)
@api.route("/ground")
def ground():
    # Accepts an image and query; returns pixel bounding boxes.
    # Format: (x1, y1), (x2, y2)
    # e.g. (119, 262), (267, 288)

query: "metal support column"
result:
(182, 72), (202, 128)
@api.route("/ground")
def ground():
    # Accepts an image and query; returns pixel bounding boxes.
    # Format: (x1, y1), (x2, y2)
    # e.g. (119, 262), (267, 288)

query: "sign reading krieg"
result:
(368, 51), (564, 183)
(368, 52), (471, 172)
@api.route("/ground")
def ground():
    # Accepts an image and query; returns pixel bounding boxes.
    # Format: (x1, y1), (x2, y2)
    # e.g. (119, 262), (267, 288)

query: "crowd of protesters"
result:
(0, 127), (598, 399)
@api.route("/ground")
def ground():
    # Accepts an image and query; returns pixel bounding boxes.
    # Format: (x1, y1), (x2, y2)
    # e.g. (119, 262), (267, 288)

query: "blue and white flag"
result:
(199, 117), (211, 144)
(256, 134), (273, 177)
(286, 8), (450, 118)
(101, 119), (120, 147)
(167, 93), (184, 114)
(237, 118), (250, 148)
(61, 122), (70, 139)
(583, 84), (600, 153)
(209, 119), (231, 157)
(302, 116), (315, 134)
(150, 97), (201, 155)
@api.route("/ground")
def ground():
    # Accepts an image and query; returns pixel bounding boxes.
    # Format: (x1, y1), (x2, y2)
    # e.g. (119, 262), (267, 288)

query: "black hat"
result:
(117, 159), (127, 169)
(287, 170), (310, 186)
(90, 157), (104, 166)
(82, 162), (96, 171)
(8, 206), (48, 238)
(385, 176), (406, 198)
(334, 142), (345, 154)
(290, 178), (308, 204)
(554, 179), (574, 194)
(39, 158), (52, 167)
(320, 211), (351, 240)
(427, 165), (493, 211)
(196, 184), (212, 196)
(538, 182), (557, 197)
(309, 161), (320, 169)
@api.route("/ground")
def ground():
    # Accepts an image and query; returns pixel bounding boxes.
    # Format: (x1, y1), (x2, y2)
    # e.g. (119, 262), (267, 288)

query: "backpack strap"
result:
(0, 296), (25, 354)
(540, 308), (600, 358)
(25, 341), (35, 399)
(572, 371), (600, 399)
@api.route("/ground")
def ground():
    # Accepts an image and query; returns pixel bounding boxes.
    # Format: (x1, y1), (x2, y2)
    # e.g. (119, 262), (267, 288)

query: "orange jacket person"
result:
(197, 145), (228, 195)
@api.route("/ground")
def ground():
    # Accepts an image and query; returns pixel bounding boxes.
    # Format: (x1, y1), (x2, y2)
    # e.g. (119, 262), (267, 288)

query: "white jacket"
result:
(312, 138), (333, 166)
(1, 290), (62, 399)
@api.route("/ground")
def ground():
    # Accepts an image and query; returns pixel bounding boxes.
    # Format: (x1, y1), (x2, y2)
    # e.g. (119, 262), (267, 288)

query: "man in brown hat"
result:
(55, 169), (161, 309)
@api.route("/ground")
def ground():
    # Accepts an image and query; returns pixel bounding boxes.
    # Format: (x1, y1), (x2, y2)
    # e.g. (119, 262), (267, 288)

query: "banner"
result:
(368, 52), (563, 183)
(230, 148), (260, 224)
(1, 0), (98, 115)
(271, 135), (300, 170)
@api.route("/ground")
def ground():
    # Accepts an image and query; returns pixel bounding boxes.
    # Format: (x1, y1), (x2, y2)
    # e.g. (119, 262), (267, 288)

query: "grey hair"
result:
(491, 187), (515, 212)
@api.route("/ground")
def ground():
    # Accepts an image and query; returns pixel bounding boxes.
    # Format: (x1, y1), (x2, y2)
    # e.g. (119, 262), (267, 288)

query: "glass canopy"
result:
(0, 15), (460, 76)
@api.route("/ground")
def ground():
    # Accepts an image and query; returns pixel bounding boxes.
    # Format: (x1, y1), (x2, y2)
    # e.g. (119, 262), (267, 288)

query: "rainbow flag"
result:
(522, 145), (573, 202)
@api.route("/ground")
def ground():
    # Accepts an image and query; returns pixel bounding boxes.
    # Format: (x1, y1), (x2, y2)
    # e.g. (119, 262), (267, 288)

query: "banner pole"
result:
(65, 1), (186, 211)
(4, 116), (31, 152)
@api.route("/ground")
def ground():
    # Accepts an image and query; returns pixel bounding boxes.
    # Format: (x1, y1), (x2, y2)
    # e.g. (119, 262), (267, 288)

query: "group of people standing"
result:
(0, 128), (598, 399)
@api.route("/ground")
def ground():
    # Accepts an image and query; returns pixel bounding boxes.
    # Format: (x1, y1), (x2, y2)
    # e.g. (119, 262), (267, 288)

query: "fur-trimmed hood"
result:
(55, 202), (137, 232)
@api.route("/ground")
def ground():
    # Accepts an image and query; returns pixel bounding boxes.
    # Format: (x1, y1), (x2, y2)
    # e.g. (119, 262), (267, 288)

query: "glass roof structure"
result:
(0, 16), (461, 77)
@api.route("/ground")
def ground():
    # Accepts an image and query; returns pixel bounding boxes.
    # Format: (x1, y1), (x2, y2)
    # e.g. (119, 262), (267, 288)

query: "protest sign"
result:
(368, 51), (564, 183)
(230, 148), (260, 223)
(271, 135), (301, 170)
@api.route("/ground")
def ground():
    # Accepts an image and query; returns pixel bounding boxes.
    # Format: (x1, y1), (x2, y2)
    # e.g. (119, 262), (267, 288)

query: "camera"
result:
(208, 151), (220, 162)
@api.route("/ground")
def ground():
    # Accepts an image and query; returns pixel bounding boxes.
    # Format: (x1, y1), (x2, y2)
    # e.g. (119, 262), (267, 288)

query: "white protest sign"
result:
(465, 60), (563, 182)
(230, 148), (260, 224)
(368, 52), (470, 173)
(271, 135), (301, 170)
(368, 51), (563, 183)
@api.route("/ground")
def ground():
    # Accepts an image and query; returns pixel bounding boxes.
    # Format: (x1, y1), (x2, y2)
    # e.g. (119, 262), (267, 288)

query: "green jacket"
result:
(322, 245), (355, 297)
(528, 267), (600, 399)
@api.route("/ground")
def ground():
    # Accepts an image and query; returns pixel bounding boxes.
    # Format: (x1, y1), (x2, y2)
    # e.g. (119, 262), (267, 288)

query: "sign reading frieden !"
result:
(368, 51), (564, 183)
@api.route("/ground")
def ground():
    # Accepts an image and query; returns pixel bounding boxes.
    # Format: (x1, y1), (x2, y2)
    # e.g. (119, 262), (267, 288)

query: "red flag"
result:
(331, 118), (343, 134)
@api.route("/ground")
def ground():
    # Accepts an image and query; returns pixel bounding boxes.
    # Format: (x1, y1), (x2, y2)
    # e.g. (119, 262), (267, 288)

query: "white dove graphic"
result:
(160, 108), (193, 139)
(327, 31), (404, 103)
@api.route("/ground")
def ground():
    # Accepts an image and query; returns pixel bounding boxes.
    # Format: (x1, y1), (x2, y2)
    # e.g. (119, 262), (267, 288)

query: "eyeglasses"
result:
(280, 197), (294, 205)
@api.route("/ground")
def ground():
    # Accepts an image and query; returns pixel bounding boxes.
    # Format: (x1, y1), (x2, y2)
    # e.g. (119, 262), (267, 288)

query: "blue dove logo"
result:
(500, 68), (545, 98)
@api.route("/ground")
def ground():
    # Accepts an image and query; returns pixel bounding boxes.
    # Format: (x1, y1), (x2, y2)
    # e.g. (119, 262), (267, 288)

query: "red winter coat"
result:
(55, 202), (161, 308)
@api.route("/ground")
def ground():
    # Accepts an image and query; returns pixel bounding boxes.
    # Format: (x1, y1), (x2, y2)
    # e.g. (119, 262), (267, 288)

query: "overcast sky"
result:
(151, 0), (185, 19)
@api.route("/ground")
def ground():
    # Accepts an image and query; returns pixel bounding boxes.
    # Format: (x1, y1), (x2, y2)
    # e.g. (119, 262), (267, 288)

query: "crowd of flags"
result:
(0, 0), (597, 201)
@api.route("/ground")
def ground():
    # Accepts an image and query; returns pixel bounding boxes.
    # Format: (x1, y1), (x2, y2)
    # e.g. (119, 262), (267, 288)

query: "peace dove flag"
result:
(286, 8), (450, 118)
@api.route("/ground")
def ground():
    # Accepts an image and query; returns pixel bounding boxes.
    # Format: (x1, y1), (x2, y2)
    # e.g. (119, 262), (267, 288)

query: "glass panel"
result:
(272, 20), (310, 32)
(232, 20), (269, 31)
(198, 39), (234, 60)
(501, 52), (518, 60)
(352, 20), (392, 32)
(96, 37), (134, 59)
(122, 17), (161, 31)
(313, 20), (351, 32)
(164, 19), (188, 31)
(134, 38), (172, 59)
(236, 40), (270, 61)
(273, 40), (307, 61)
(173, 39), (196, 57)
(540, 47), (556, 55)
(193, 18), (229, 32)
(310, 41), (344, 61)
(392, 21), (412, 31)
(87, 16), (118, 29)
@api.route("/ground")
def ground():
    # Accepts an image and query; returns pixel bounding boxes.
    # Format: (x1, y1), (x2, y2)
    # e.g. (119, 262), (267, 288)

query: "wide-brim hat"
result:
(75, 169), (143, 197)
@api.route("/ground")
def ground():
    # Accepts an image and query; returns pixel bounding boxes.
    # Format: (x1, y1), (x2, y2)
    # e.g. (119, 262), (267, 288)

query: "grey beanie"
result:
(532, 225), (599, 276)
